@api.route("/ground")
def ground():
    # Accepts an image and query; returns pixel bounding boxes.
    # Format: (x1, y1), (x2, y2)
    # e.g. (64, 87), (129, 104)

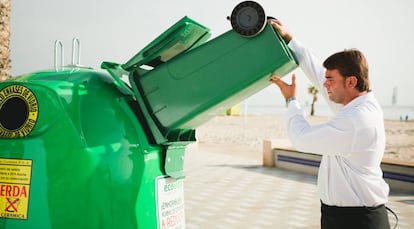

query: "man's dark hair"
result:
(323, 49), (370, 92)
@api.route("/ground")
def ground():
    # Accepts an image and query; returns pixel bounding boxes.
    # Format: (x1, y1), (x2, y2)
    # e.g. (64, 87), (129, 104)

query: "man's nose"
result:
(323, 80), (328, 88)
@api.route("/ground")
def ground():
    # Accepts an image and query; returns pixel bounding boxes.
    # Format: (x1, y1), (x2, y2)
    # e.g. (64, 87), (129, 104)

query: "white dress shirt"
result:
(285, 38), (389, 207)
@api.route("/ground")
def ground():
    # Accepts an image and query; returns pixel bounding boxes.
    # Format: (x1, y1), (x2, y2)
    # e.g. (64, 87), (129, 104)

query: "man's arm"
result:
(285, 112), (355, 155)
(287, 39), (326, 95)
(269, 18), (341, 113)
(271, 73), (356, 155)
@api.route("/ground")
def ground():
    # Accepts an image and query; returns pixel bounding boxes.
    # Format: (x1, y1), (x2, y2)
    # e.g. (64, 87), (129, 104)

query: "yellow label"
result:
(0, 84), (39, 138)
(0, 158), (32, 220)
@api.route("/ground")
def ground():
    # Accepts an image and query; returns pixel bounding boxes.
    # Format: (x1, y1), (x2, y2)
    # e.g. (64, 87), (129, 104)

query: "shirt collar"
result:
(343, 91), (374, 109)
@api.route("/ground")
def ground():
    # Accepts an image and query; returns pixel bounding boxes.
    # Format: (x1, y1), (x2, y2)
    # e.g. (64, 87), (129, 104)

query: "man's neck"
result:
(343, 91), (368, 105)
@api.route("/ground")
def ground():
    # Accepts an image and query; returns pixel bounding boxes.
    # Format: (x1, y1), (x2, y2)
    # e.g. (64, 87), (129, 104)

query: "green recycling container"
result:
(0, 14), (297, 229)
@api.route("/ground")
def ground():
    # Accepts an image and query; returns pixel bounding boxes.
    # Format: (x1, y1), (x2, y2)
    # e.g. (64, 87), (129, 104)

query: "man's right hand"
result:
(268, 19), (293, 44)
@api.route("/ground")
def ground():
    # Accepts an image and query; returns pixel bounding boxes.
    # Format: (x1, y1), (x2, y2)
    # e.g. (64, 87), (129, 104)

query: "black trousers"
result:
(321, 202), (390, 229)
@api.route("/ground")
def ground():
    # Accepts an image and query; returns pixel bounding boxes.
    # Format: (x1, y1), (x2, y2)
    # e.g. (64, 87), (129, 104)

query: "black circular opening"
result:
(230, 1), (266, 37)
(0, 97), (29, 131)
(236, 6), (259, 29)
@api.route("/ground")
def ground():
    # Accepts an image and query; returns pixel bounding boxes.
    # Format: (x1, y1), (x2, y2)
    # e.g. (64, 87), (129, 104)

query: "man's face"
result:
(323, 69), (348, 104)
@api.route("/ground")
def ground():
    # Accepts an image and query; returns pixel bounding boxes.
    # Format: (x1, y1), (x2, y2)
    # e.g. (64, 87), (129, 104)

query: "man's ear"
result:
(347, 76), (358, 89)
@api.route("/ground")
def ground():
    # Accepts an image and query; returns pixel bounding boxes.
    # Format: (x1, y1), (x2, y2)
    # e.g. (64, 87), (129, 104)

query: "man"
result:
(269, 19), (391, 229)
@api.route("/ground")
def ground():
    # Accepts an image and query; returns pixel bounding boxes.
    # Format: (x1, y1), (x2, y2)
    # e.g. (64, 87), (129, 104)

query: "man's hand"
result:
(271, 74), (297, 100)
(268, 19), (293, 44)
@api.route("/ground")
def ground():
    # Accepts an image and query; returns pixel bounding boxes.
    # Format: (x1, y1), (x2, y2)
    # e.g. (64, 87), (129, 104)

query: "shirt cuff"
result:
(287, 37), (301, 51)
(286, 99), (304, 117)
(286, 96), (296, 107)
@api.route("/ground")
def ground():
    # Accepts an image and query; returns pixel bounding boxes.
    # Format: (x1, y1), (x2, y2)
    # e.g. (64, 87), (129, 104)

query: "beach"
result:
(195, 115), (414, 163)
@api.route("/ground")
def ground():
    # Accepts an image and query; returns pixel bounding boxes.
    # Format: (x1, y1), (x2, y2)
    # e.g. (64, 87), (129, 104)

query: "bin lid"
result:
(122, 16), (211, 72)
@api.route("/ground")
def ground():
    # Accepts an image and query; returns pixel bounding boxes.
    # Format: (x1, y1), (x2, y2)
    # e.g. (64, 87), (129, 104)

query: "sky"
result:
(10, 0), (414, 107)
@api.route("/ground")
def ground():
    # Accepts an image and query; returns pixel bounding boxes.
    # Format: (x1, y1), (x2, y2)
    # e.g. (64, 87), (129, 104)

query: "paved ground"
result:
(184, 143), (414, 229)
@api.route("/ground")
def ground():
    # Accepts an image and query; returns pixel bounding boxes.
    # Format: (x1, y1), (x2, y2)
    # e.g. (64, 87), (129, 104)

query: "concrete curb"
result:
(263, 140), (414, 193)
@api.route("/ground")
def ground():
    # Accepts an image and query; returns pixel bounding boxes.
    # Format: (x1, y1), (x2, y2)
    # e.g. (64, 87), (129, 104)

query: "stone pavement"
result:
(183, 143), (414, 229)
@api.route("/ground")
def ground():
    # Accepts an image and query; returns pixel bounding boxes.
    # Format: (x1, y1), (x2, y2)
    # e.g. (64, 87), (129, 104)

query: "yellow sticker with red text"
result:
(0, 158), (32, 220)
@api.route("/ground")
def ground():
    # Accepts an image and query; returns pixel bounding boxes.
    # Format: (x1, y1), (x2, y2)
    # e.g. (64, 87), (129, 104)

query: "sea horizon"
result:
(242, 104), (414, 121)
